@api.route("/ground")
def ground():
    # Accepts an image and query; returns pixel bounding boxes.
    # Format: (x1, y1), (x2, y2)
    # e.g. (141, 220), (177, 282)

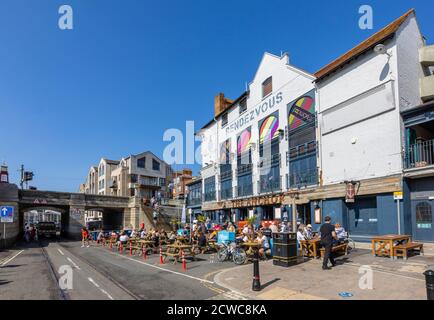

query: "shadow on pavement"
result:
(261, 278), (281, 290)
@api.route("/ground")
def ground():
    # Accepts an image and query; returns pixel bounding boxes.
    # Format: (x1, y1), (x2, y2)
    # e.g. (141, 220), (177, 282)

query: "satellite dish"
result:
(374, 44), (387, 55)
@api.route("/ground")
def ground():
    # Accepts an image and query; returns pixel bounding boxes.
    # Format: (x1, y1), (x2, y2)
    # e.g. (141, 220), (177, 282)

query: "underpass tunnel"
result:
(20, 206), (66, 239)
(85, 207), (124, 232)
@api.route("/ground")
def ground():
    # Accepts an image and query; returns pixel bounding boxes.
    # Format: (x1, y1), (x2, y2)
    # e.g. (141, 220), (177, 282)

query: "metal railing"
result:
(259, 175), (282, 194)
(236, 164), (253, 176)
(220, 170), (233, 181)
(220, 187), (233, 200)
(405, 139), (434, 169)
(287, 169), (318, 189)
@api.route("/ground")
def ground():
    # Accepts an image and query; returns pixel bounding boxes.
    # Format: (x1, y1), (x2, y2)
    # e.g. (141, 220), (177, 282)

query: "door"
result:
(346, 197), (378, 236)
(412, 200), (434, 241)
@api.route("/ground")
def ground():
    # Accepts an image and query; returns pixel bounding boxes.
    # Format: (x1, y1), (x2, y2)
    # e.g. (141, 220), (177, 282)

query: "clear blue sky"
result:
(1, 0), (433, 192)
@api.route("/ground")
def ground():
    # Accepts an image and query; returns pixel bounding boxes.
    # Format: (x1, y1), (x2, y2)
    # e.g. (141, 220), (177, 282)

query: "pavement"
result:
(214, 247), (433, 300)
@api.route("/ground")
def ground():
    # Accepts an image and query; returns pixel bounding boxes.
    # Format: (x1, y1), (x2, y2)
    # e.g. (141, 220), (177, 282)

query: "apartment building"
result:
(172, 169), (193, 199)
(198, 9), (434, 241)
(82, 151), (173, 200)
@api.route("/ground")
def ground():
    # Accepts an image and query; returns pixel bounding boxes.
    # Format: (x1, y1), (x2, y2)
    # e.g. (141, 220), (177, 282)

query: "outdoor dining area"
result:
(371, 234), (424, 260)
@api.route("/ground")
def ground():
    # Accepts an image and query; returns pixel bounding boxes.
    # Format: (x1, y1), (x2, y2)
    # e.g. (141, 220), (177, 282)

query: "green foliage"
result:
(247, 215), (257, 225)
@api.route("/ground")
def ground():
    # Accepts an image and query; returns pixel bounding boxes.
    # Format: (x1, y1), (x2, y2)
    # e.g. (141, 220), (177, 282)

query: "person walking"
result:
(81, 227), (90, 248)
(320, 216), (338, 270)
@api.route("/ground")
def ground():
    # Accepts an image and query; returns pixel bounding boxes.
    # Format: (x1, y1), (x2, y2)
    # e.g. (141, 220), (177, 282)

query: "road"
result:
(0, 239), (247, 300)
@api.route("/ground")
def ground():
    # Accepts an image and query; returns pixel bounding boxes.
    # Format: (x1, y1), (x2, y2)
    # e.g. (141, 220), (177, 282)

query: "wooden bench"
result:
(320, 243), (348, 258)
(393, 242), (424, 260)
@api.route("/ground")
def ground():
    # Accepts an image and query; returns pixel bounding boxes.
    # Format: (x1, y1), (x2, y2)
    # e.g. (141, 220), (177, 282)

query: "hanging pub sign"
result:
(345, 182), (356, 203)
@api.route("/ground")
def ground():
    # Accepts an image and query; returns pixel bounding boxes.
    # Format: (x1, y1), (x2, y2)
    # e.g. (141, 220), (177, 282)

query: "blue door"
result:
(412, 200), (434, 241)
(346, 197), (378, 236)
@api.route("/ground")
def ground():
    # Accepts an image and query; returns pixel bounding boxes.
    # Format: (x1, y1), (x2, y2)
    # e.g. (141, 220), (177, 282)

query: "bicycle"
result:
(217, 241), (247, 265)
(344, 232), (356, 252)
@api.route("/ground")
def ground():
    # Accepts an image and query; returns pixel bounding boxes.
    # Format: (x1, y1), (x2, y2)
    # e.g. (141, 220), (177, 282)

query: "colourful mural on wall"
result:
(259, 112), (279, 144)
(237, 127), (252, 155)
(288, 90), (316, 131)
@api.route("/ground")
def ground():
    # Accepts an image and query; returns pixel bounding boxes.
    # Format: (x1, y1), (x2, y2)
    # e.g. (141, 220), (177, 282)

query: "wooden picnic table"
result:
(164, 244), (196, 264)
(300, 238), (321, 258)
(371, 234), (411, 258)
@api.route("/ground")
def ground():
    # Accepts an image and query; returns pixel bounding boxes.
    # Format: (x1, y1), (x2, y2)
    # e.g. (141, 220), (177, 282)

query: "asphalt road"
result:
(0, 239), (247, 300)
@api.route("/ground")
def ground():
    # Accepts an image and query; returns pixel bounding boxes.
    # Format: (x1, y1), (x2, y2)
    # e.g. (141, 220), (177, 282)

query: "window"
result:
(137, 157), (146, 168)
(221, 113), (228, 127)
(152, 159), (160, 171)
(204, 176), (216, 202)
(130, 174), (138, 183)
(262, 77), (272, 98)
(239, 99), (247, 115)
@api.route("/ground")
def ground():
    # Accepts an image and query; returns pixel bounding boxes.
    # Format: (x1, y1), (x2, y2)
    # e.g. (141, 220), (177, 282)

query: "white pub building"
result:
(197, 9), (434, 242)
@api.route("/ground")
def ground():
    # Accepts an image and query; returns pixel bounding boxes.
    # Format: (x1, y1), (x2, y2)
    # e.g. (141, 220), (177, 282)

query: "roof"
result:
(315, 9), (415, 81)
(199, 91), (249, 131)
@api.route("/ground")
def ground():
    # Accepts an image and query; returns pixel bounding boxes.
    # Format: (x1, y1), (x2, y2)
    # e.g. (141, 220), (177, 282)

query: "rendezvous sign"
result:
(1, 206), (14, 223)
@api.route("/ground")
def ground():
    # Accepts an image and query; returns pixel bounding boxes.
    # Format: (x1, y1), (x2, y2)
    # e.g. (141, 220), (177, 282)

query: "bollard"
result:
(109, 240), (113, 250)
(159, 247), (164, 264)
(182, 250), (187, 271)
(129, 242), (133, 256)
(120, 242), (123, 254)
(252, 248), (261, 291)
(424, 269), (434, 300)
(143, 245), (147, 261)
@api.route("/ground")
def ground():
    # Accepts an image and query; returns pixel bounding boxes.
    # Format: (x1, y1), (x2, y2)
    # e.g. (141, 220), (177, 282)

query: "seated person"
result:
(334, 223), (347, 244)
(118, 232), (129, 245)
(97, 230), (105, 243)
(140, 229), (147, 239)
(255, 231), (270, 257)
(303, 224), (314, 240)
(297, 228), (306, 242)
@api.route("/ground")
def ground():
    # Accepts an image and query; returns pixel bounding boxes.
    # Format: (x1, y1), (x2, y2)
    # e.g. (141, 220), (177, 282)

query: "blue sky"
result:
(1, 0), (433, 192)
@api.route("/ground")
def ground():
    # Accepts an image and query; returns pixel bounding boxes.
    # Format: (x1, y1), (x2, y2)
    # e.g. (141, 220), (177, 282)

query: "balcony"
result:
(220, 187), (233, 200)
(287, 169), (318, 189)
(220, 170), (233, 181)
(420, 45), (434, 67)
(289, 141), (317, 160)
(204, 191), (216, 202)
(405, 139), (434, 170)
(258, 175), (281, 194)
(236, 164), (253, 176)
(421, 75), (434, 102)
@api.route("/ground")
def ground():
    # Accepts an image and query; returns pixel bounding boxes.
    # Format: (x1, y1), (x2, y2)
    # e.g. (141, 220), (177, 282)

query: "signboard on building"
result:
(393, 191), (403, 200)
(345, 182), (356, 203)
(274, 207), (281, 219)
(0, 206), (14, 223)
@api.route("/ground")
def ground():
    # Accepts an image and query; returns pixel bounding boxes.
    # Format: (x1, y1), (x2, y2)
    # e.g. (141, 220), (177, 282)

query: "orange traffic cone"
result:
(159, 247), (164, 264)
(182, 250), (187, 271)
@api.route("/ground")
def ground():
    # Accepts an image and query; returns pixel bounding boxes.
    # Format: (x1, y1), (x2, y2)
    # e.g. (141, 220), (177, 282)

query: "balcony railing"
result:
(405, 139), (434, 169)
(220, 170), (233, 181)
(204, 191), (216, 202)
(288, 169), (318, 189)
(289, 141), (317, 160)
(259, 154), (281, 169)
(236, 164), (253, 176)
(237, 183), (253, 197)
(259, 175), (282, 194)
(220, 187), (233, 200)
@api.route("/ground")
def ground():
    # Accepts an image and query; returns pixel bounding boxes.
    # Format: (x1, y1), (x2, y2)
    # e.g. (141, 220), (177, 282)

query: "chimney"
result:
(214, 93), (233, 117)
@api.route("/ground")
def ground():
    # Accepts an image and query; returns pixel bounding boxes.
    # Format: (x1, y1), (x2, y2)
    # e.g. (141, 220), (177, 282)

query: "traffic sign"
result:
(1, 206), (14, 223)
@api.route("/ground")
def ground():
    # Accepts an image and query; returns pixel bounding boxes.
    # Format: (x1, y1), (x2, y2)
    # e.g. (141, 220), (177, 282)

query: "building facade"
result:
(198, 10), (434, 241)
(172, 169), (193, 199)
(81, 151), (173, 200)
(186, 177), (202, 219)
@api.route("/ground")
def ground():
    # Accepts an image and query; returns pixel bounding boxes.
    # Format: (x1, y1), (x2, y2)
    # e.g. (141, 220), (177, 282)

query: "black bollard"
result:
(424, 270), (434, 300)
(252, 248), (261, 291)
